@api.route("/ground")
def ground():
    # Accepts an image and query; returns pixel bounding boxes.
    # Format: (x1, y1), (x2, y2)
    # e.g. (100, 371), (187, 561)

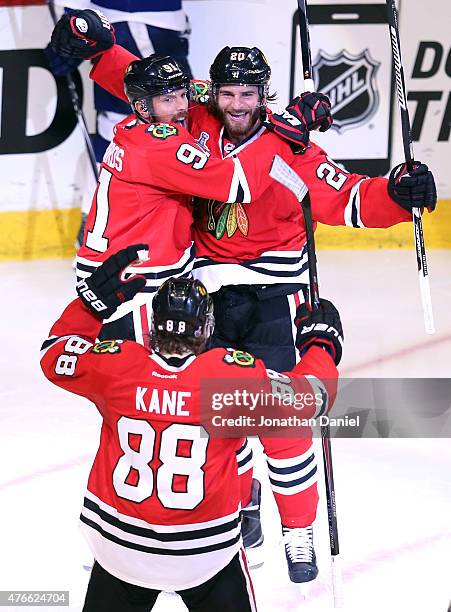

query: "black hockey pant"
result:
(82, 552), (257, 612)
(210, 284), (307, 371)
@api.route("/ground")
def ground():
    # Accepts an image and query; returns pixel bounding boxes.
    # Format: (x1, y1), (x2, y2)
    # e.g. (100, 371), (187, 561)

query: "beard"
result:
(216, 106), (262, 142)
(151, 109), (188, 128)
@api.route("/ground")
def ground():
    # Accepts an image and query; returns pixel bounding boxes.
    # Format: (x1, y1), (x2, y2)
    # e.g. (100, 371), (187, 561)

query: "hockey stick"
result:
(386, 0), (435, 334)
(270, 156), (343, 608)
(296, 0), (315, 93)
(294, 1), (343, 606)
(47, 0), (99, 184)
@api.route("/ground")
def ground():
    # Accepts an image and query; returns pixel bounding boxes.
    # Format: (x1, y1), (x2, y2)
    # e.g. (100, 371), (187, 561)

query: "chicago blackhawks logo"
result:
(224, 349), (255, 368)
(312, 49), (380, 133)
(190, 80), (210, 104)
(206, 200), (249, 239)
(147, 123), (178, 139)
(91, 339), (123, 354)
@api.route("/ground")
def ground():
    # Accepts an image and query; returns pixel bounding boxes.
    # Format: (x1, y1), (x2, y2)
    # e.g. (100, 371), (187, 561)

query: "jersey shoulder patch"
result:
(223, 348), (256, 368)
(146, 123), (179, 139)
(91, 339), (124, 355)
(190, 79), (210, 104)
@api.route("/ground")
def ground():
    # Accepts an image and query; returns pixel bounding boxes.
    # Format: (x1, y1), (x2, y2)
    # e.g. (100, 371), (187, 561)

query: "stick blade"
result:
(270, 155), (308, 201)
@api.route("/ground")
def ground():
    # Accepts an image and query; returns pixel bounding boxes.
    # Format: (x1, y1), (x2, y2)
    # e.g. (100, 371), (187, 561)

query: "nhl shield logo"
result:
(312, 49), (380, 133)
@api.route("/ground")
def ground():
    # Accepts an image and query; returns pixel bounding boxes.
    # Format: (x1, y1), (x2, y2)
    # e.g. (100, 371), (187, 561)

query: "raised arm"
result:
(40, 246), (148, 406)
(120, 125), (295, 204)
(291, 143), (436, 229)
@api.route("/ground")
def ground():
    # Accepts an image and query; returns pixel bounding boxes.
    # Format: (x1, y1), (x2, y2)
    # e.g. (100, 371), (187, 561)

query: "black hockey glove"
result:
(76, 245), (148, 320)
(295, 299), (343, 366)
(388, 162), (437, 212)
(291, 92), (333, 132)
(50, 9), (115, 60)
(264, 92), (332, 149)
(44, 44), (82, 76)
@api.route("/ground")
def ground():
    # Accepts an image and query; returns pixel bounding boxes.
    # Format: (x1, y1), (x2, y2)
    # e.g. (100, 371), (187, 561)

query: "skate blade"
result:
(245, 543), (265, 569)
(294, 581), (313, 600)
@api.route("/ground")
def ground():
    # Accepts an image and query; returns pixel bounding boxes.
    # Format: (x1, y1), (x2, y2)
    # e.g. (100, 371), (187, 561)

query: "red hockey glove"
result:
(295, 299), (343, 365)
(265, 92), (332, 149)
(76, 245), (148, 320)
(388, 162), (437, 212)
(50, 9), (115, 60)
(291, 92), (333, 132)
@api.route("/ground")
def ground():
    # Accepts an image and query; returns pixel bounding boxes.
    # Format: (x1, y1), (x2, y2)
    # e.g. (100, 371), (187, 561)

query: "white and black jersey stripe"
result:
(344, 179), (368, 228)
(227, 157), (251, 204)
(266, 446), (318, 496)
(193, 245), (309, 293)
(236, 439), (253, 476)
(40, 335), (92, 358)
(80, 490), (242, 590)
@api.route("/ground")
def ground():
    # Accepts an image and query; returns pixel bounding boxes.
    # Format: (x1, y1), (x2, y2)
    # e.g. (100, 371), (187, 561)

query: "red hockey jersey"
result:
(188, 106), (412, 290)
(89, 45), (411, 291)
(40, 298), (337, 590)
(76, 104), (292, 323)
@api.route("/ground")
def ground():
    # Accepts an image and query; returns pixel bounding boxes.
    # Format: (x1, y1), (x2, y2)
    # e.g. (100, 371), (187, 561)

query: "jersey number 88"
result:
(113, 417), (209, 510)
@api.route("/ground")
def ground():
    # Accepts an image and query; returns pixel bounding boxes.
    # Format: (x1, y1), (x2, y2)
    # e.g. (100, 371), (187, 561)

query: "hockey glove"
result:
(44, 44), (82, 76)
(264, 92), (332, 149)
(388, 162), (437, 212)
(295, 299), (343, 366)
(50, 9), (115, 60)
(76, 245), (148, 320)
(290, 92), (333, 132)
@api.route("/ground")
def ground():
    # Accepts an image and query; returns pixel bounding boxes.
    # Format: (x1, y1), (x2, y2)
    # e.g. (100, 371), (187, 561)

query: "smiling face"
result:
(215, 84), (263, 143)
(134, 88), (189, 127)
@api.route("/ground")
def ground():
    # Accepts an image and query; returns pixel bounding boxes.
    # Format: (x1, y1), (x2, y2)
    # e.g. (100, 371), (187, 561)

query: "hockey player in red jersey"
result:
(40, 245), (342, 611)
(49, 12), (437, 583)
(50, 13), (297, 345)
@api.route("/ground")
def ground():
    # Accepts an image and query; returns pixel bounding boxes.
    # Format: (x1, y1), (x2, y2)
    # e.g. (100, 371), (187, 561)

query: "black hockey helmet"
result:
(124, 54), (190, 104)
(152, 278), (214, 341)
(209, 46), (271, 96)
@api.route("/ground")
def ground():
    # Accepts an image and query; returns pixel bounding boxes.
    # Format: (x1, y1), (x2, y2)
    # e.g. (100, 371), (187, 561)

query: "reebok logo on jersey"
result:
(147, 124), (178, 139)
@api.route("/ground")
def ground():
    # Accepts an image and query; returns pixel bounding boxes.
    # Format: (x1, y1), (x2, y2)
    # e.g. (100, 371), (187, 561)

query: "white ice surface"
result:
(1, 251), (450, 612)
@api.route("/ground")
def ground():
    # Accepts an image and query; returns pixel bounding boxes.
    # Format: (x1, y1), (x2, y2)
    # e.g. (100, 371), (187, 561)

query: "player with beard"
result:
(51, 11), (300, 346)
(49, 13), (437, 585)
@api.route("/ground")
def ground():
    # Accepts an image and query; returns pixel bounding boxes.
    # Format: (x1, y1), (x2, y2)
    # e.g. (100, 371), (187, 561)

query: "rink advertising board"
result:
(0, 0), (449, 260)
